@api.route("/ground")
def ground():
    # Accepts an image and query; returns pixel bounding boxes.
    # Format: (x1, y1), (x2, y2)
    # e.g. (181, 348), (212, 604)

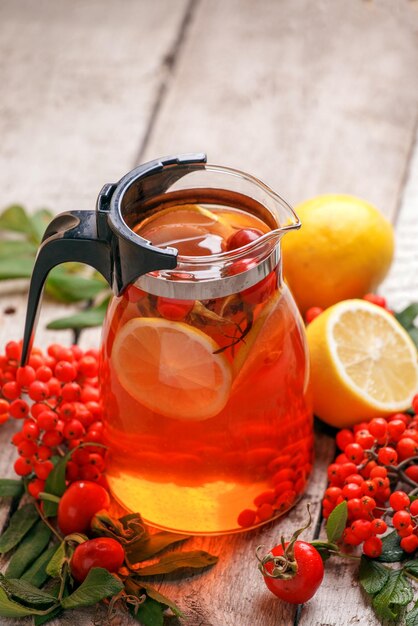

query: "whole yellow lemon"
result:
(282, 195), (394, 314)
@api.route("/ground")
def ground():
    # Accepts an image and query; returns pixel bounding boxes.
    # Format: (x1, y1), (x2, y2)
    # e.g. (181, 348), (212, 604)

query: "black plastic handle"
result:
(21, 210), (111, 365)
(21, 153), (207, 364)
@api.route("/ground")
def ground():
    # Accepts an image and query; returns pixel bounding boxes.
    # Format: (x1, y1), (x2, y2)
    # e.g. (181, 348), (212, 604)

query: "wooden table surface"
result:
(0, 1), (418, 624)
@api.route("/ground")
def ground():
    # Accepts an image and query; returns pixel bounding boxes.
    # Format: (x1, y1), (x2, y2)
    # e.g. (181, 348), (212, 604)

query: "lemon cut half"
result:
(111, 317), (232, 421)
(307, 299), (418, 427)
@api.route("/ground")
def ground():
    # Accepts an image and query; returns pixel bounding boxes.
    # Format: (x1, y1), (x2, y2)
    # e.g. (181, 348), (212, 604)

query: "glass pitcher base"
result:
(106, 470), (307, 535)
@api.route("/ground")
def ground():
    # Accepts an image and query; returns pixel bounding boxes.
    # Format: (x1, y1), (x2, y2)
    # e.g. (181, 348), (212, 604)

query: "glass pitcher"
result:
(22, 153), (313, 535)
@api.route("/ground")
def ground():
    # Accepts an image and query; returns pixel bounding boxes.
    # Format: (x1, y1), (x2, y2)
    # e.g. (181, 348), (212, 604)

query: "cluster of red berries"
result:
(305, 293), (392, 324)
(0, 340), (106, 498)
(323, 395), (418, 558)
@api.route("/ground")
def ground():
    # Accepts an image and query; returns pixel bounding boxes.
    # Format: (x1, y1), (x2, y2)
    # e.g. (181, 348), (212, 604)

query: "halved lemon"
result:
(307, 299), (418, 427)
(111, 317), (232, 421)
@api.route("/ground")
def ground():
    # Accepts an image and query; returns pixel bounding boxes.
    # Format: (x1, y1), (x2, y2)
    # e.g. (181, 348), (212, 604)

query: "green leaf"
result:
(5, 519), (51, 579)
(47, 297), (109, 330)
(132, 597), (164, 626)
(372, 569), (413, 622)
(0, 240), (37, 259)
(34, 606), (63, 626)
(0, 586), (48, 617)
(0, 205), (33, 236)
(359, 556), (390, 595)
(134, 550), (218, 576)
(42, 454), (70, 517)
(61, 567), (123, 609)
(141, 583), (182, 617)
(46, 267), (107, 303)
(127, 530), (189, 565)
(33, 580), (65, 625)
(0, 574), (57, 607)
(46, 542), (66, 578)
(377, 530), (406, 563)
(326, 500), (348, 543)
(404, 560), (418, 578)
(0, 478), (24, 498)
(21, 545), (58, 588)
(0, 256), (34, 279)
(0, 503), (39, 553)
(408, 327), (418, 349)
(29, 209), (54, 243)
(406, 598), (418, 626)
(395, 303), (418, 329)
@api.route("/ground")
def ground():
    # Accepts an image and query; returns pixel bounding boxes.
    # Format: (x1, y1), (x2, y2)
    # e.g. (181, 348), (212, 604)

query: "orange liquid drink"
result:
(101, 202), (313, 534)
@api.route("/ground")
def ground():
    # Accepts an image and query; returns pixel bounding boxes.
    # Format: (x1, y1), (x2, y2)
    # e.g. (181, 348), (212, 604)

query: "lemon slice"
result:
(307, 299), (418, 427)
(232, 292), (284, 380)
(111, 317), (232, 421)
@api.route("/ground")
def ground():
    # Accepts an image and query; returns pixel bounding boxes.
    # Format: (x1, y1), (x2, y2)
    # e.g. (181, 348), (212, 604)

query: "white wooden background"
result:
(0, 1), (417, 625)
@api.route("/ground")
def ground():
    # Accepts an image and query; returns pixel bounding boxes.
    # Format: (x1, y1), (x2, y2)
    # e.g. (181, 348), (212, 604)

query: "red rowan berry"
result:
(0, 399), (10, 414)
(66, 461), (80, 482)
(2, 381), (21, 400)
(36, 366), (53, 382)
(47, 377), (61, 397)
(78, 356), (98, 378)
(336, 429), (354, 451)
(361, 496), (376, 514)
(345, 443), (365, 464)
(389, 491), (410, 511)
(370, 519), (387, 535)
(42, 429), (63, 447)
(71, 447), (90, 466)
(33, 460), (54, 480)
(363, 293), (387, 308)
(409, 500), (418, 516)
(393, 510), (412, 530)
(363, 536), (382, 558)
(351, 519), (372, 541)
(16, 366), (36, 388)
(343, 483), (363, 500)
(405, 465), (418, 483)
(9, 399), (29, 419)
(347, 498), (363, 520)
(398, 525), (415, 538)
(14, 456), (32, 476)
(17, 440), (38, 458)
(88, 453), (106, 472)
(344, 474), (364, 486)
(368, 418), (388, 439)
(36, 445), (52, 461)
(63, 419), (85, 440)
(400, 534), (418, 553)
(370, 466), (388, 479)
(355, 430), (375, 450)
(378, 446), (398, 466)
(55, 361), (77, 383)
(5, 341), (21, 361)
(27, 478), (45, 499)
(22, 421), (40, 440)
(28, 381), (49, 402)
(397, 438), (418, 461)
(387, 419), (406, 441)
(61, 382), (81, 402)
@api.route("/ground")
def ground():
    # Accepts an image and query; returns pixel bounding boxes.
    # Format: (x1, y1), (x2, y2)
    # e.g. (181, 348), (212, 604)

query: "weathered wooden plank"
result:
(142, 0), (418, 221)
(0, 0), (190, 213)
(381, 134), (418, 310)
